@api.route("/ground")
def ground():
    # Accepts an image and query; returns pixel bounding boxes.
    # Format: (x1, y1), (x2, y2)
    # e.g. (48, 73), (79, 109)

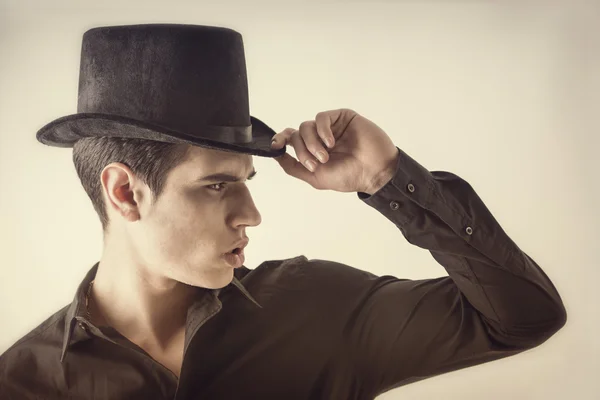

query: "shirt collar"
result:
(60, 262), (261, 363)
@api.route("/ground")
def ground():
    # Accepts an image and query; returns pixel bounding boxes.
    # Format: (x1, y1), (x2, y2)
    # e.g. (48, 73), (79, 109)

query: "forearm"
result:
(358, 147), (567, 346)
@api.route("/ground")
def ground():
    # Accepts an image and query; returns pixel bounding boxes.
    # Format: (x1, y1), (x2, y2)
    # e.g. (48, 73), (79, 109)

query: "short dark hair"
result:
(72, 137), (190, 232)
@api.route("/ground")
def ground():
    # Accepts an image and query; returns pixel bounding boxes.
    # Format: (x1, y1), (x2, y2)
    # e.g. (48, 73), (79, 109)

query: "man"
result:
(0, 24), (566, 400)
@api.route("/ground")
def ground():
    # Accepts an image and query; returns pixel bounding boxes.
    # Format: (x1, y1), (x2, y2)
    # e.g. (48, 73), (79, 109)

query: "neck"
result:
(89, 237), (197, 352)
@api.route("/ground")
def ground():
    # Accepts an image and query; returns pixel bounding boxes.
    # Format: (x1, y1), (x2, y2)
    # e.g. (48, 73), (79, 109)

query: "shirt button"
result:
(407, 183), (415, 193)
(390, 201), (400, 210)
(466, 226), (473, 235)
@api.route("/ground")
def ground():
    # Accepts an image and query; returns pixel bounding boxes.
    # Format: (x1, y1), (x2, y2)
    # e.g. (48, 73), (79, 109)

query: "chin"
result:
(190, 267), (234, 290)
(201, 278), (233, 290)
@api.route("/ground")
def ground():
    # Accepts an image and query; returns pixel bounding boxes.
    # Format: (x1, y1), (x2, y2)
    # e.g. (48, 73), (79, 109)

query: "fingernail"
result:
(316, 151), (326, 163)
(324, 138), (333, 148)
(305, 160), (316, 172)
(271, 138), (277, 147)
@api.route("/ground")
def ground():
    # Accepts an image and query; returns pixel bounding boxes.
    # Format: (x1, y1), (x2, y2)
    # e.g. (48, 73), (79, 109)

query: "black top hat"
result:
(36, 24), (286, 158)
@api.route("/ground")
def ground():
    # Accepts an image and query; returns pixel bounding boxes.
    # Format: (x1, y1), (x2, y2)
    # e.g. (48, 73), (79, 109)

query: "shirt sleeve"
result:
(349, 146), (567, 396)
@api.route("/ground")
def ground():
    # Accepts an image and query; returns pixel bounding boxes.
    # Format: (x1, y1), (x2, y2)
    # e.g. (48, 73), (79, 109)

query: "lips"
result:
(226, 238), (249, 254)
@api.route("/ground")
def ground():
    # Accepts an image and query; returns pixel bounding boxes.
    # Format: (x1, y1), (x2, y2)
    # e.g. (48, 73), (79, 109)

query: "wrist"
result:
(362, 149), (400, 195)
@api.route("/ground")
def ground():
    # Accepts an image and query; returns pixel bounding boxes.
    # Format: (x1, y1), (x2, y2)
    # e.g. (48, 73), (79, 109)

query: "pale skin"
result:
(88, 108), (399, 379)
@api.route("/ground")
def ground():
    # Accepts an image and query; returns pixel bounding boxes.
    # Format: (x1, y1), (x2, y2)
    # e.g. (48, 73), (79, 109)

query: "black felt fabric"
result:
(36, 24), (286, 158)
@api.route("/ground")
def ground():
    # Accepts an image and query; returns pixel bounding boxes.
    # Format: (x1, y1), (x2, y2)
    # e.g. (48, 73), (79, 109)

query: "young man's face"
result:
(128, 145), (262, 289)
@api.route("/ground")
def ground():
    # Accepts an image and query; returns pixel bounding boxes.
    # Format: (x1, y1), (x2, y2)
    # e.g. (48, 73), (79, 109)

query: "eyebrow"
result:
(196, 169), (257, 183)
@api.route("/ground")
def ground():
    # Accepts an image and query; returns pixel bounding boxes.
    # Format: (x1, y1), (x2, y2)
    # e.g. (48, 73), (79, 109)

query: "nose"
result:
(228, 184), (262, 228)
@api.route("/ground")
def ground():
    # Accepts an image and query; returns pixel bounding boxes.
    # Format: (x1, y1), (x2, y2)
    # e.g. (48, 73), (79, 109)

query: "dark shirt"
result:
(0, 147), (567, 400)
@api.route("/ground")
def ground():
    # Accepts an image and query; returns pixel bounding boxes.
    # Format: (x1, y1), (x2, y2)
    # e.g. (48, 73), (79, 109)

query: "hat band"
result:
(42, 113), (255, 145)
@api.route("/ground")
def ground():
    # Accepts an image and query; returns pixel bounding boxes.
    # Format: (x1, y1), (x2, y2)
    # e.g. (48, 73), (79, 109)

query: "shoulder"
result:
(0, 304), (70, 373)
(243, 255), (383, 300)
(257, 255), (379, 281)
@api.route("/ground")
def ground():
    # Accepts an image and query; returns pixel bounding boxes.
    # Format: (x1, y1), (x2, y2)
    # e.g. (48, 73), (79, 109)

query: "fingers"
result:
(314, 111), (336, 149)
(271, 124), (329, 173)
(272, 109), (350, 174)
(298, 121), (329, 170)
(271, 128), (295, 149)
(272, 152), (317, 185)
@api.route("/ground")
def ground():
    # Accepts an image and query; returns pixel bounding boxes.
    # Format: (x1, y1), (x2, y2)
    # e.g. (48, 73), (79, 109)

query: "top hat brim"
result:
(36, 113), (287, 158)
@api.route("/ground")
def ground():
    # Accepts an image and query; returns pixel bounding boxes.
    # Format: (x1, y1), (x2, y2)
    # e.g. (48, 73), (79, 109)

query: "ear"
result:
(100, 163), (146, 223)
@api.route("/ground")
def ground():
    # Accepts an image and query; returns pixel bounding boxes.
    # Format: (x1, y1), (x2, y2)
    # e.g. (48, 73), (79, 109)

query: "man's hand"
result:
(271, 108), (399, 195)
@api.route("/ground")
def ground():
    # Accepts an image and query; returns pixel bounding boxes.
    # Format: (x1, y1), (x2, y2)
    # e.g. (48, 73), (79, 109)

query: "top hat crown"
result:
(36, 24), (285, 157)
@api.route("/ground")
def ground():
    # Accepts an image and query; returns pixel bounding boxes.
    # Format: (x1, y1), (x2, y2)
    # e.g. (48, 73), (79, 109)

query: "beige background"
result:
(1, 0), (598, 399)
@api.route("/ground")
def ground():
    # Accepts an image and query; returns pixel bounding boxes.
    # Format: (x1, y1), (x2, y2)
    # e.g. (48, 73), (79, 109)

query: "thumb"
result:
(273, 152), (316, 185)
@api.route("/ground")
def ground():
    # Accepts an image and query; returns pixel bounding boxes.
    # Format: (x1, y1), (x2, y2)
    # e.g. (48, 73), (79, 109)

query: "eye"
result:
(207, 182), (227, 192)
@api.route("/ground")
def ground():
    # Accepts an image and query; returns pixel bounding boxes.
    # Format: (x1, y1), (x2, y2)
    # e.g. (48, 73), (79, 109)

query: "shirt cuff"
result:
(357, 146), (432, 230)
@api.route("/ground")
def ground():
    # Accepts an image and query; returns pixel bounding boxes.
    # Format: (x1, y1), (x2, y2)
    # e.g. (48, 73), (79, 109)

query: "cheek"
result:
(153, 191), (203, 224)
(145, 192), (219, 250)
